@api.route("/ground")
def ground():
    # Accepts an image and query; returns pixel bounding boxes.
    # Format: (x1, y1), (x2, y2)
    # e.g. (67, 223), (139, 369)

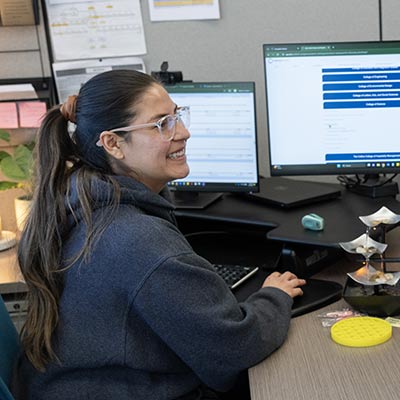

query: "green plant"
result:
(0, 129), (34, 197)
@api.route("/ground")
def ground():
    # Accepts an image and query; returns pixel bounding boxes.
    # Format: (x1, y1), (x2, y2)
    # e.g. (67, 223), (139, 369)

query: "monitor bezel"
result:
(263, 40), (400, 177)
(166, 81), (260, 193)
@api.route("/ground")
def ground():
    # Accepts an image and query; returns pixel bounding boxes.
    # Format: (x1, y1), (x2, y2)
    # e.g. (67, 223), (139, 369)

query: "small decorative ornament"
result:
(339, 207), (400, 286)
(359, 206), (400, 227)
(339, 233), (387, 256)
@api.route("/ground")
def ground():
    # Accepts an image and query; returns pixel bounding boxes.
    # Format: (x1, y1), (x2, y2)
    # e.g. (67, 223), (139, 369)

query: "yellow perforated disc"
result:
(331, 317), (392, 347)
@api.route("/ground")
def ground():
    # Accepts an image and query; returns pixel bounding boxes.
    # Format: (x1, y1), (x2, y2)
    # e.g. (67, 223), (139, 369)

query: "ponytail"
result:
(18, 107), (76, 370)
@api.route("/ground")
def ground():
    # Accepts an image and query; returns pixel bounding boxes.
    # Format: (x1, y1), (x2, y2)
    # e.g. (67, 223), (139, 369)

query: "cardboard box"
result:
(0, 0), (35, 26)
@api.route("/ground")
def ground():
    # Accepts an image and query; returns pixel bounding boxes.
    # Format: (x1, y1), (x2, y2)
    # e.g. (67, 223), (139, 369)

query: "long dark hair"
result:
(18, 70), (158, 370)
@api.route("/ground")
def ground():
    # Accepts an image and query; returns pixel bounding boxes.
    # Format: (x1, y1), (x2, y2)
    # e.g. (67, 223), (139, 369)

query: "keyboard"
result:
(213, 264), (259, 290)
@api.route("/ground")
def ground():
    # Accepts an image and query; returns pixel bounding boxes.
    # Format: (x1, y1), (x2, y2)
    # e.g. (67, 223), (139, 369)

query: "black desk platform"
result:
(185, 231), (342, 317)
(177, 179), (400, 247)
(178, 182), (400, 316)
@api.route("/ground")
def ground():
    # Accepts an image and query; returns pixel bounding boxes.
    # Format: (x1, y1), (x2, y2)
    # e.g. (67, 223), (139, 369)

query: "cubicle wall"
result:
(0, 1), (51, 79)
(382, 0), (400, 40)
(0, 1), (399, 231)
(141, 0), (382, 177)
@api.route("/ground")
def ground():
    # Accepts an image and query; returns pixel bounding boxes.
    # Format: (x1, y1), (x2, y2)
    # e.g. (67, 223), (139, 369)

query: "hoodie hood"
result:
(65, 173), (176, 232)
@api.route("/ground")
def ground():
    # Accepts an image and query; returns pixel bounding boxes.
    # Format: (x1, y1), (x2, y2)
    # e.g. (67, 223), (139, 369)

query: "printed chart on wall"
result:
(45, 0), (147, 61)
(149, 0), (220, 21)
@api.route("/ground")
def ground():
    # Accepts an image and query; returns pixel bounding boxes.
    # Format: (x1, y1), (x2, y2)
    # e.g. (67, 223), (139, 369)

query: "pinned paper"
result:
(0, 102), (18, 129)
(46, 0), (146, 61)
(149, 0), (220, 21)
(18, 101), (47, 128)
(53, 57), (146, 103)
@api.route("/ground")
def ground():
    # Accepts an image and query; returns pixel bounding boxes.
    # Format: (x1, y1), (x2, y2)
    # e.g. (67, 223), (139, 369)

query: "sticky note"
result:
(18, 101), (47, 128)
(0, 102), (18, 129)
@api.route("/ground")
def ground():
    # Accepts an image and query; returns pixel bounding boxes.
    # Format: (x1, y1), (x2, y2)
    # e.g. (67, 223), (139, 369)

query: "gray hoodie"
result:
(14, 175), (293, 400)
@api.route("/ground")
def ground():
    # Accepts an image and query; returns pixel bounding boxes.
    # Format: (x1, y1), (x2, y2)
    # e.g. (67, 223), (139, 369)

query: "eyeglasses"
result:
(96, 106), (190, 147)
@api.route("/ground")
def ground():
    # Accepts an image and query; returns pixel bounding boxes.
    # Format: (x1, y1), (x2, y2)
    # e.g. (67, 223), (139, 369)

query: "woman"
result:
(13, 70), (305, 399)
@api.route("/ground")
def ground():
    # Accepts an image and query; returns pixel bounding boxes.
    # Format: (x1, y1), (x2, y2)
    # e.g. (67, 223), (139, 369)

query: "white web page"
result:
(168, 92), (258, 183)
(266, 54), (400, 166)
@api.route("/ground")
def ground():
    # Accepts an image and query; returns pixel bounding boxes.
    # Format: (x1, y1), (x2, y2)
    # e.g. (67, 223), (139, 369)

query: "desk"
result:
(177, 186), (400, 306)
(249, 227), (400, 400)
(0, 246), (27, 331)
(176, 180), (400, 247)
(0, 246), (25, 295)
(177, 189), (400, 399)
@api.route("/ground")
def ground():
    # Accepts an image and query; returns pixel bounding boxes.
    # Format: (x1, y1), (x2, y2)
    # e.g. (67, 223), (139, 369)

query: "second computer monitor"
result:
(263, 41), (400, 177)
(166, 82), (259, 208)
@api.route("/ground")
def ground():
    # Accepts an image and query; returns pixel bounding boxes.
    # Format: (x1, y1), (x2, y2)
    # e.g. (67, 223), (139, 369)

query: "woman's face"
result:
(117, 84), (190, 192)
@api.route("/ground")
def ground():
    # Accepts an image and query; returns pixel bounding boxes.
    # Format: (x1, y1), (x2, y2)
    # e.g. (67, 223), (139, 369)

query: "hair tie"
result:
(60, 95), (78, 123)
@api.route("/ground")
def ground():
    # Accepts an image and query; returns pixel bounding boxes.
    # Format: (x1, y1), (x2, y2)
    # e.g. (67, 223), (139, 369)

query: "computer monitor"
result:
(263, 41), (400, 198)
(166, 82), (259, 208)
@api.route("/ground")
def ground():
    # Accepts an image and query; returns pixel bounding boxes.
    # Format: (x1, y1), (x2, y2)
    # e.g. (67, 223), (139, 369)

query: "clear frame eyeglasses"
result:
(95, 106), (190, 147)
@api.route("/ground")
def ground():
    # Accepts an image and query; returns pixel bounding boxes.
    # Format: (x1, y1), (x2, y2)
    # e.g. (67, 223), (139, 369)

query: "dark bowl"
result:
(343, 276), (400, 317)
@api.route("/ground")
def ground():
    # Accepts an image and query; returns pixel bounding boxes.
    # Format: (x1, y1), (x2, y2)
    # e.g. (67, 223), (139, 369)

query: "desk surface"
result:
(176, 181), (400, 247)
(249, 298), (400, 400)
(249, 228), (400, 400)
(0, 246), (26, 295)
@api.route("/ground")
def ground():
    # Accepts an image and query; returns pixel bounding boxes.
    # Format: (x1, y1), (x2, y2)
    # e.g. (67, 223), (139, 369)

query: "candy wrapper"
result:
(385, 316), (400, 328)
(317, 308), (364, 327)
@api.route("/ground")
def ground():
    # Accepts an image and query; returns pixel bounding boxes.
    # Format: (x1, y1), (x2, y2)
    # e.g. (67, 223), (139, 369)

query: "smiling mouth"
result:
(167, 148), (185, 160)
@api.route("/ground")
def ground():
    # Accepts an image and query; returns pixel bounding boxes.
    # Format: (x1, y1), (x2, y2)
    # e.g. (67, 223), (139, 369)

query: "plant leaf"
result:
(0, 150), (11, 162)
(13, 145), (33, 178)
(0, 181), (18, 190)
(26, 142), (35, 151)
(0, 130), (10, 142)
(0, 157), (27, 181)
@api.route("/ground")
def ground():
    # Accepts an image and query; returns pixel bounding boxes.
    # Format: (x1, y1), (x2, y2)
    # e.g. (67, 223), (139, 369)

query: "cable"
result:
(337, 174), (360, 189)
(337, 174), (398, 189)
(376, 173), (397, 186)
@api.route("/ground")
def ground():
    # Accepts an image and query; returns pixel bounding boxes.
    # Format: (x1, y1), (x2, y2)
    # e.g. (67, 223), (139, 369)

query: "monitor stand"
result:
(171, 192), (223, 209)
(345, 174), (399, 198)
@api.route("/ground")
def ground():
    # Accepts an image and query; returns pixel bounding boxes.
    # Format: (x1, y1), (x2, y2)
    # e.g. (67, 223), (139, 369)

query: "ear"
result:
(98, 131), (125, 159)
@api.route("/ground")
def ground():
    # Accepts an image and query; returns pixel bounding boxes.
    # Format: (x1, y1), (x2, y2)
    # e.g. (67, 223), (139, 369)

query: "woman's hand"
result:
(262, 271), (306, 298)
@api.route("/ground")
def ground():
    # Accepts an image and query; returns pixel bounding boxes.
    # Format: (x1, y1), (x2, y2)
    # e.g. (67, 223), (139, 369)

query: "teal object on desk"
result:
(301, 213), (325, 231)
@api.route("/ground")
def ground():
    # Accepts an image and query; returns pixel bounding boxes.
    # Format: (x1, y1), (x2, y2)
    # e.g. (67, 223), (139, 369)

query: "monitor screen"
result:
(263, 41), (400, 177)
(166, 82), (259, 201)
